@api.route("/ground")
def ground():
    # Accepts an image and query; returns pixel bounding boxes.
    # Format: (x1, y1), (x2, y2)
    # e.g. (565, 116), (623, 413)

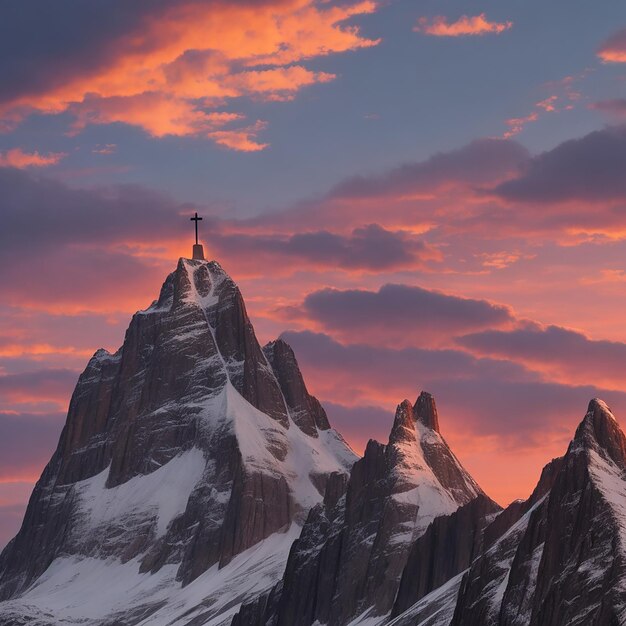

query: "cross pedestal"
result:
(192, 244), (205, 260)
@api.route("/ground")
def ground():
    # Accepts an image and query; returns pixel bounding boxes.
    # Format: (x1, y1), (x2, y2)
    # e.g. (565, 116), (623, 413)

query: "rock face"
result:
(0, 258), (356, 624)
(235, 398), (626, 626)
(234, 393), (486, 626)
(451, 399), (626, 626)
(391, 493), (501, 618)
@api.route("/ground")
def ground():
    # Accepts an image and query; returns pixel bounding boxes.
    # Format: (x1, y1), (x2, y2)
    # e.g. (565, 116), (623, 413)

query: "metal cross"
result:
(190, 212), (203, 245)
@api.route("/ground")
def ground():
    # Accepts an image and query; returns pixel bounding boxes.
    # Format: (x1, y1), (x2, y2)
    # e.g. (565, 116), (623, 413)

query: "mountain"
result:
(233, 400), (626, 626)
(3, 256), (626, 626)
(384, 398), (626, 626)
(233, 393), (491, 626)
(449, 398), (626, 625)
(0, 258), (356, 625)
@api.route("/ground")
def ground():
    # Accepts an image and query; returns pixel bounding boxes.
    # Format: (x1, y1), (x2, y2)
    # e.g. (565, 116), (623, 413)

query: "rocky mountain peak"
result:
(388, 399), (418, 444)
(386, 392), (482, 505)
(232, 391), (487, 626)
(388, 392), (439, 447)
(263, 338), (332, 436)
(414, 390), (440, 432)
(571, 397), (626, 469)
(0, 257), (357, 621)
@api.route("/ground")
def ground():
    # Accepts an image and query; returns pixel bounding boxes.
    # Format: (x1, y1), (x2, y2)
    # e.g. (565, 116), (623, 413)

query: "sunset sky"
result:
(3, 0), (626, 547)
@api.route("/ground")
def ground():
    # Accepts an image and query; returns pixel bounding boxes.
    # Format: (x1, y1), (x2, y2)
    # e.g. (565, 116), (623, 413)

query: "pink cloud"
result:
(414, 14), (512, 37)
(598, 27), (626, 63)
(503, 112), (539, 138)
(208, 120), (270, 153)
(0, 148), (65, 169)
(591, 99), (626, 119)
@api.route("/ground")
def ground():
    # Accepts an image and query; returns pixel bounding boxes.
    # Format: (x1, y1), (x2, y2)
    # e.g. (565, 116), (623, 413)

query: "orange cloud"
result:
(0, 344), (93, 359)
(0, 0), (379, 150)
(223, 66), (336, 102)
(0, 148), (65, 169)
(69, 93), (243, 138)
(598, 50), (626, 63)
(503, 112), (539, 138)
(598, 28), (626, 63)
(209, 120), (270, 152)
(414, 13), (512, 37)
(536, 96), (558, 112)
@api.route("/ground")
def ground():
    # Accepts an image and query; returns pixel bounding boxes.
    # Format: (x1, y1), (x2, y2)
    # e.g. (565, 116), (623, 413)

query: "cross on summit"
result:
(190, 212), (205, 260)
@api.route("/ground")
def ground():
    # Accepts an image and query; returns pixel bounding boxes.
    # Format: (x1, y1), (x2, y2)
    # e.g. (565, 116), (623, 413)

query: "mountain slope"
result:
(234, 393), (488, 626)
(451, 399), (626, 626)
(0, 258), (356, 625)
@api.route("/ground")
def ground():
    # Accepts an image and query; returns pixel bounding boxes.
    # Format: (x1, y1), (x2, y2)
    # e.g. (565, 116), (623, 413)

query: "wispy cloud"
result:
(208, 120), (270, 153)
(414, 13), (512, 37)
(91, 144), (117, 155)
(591, 98), (626, 119)
(0, 148), (65, 168)
(501, 73), (585, 138)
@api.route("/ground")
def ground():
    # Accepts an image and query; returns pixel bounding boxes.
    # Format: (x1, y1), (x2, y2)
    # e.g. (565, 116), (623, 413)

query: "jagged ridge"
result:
(234, 392), (487, 626)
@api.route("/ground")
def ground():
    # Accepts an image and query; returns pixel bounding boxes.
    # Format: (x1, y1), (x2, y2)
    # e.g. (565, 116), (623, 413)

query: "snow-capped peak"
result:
(569, 397), (626, 469)
(0, 257), (358, 624)
(386, 393), (482, 522)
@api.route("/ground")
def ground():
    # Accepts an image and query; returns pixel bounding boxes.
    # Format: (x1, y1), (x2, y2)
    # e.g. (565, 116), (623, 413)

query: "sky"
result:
(2, 0), (626, 548)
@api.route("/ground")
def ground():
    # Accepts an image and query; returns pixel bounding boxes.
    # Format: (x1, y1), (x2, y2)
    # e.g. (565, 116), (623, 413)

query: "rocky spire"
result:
(414, 391), (440, 432)
(237, 390), (485, 626)
(571, 398), (626, 468)
(263, 338), (331, 436)
(452, 398), (626, 626)
(388, 399), (417, 444)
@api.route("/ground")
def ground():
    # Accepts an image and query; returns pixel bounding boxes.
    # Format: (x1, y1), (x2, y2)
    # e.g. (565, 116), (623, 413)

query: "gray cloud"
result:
(330, 138), (529, 199)
(0, 1), (173, 106)
(211, 225), (438, 271)
(458, 324), (626, 388)
(301, 284), (513, 344)
(493, 126), (626, 203)
(0, 168), (188, 257)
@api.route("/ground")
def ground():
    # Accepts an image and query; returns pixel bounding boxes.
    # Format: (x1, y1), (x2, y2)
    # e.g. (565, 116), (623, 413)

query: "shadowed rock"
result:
(0, 258), (355, 613)
(234, 392), (485, 626)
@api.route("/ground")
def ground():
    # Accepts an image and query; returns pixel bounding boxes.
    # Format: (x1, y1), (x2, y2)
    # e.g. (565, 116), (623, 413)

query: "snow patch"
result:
(75, 448), (206, 538)
(6, 525), (301, 626)
(588, 448), (626, 552)
(223, 382), (356, 511)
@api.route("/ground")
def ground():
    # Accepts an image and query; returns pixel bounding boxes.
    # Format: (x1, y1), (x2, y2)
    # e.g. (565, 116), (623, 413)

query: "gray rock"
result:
(451, 399), (626, 626)
(0, 258), (354, 615)
(392, 494), (501, 618)
(235, 392), (485, 626)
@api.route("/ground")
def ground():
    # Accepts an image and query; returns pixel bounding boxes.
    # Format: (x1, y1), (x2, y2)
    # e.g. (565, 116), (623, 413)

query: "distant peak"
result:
(413, 391), (440, 432)
(388, 399), (418, 445)
(572, 397), (626, 469)
(264, 337), (294, 357)
(587, 398), (615, 418)
(578, 398), (618, 438)
(388, 393), (441, 445)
